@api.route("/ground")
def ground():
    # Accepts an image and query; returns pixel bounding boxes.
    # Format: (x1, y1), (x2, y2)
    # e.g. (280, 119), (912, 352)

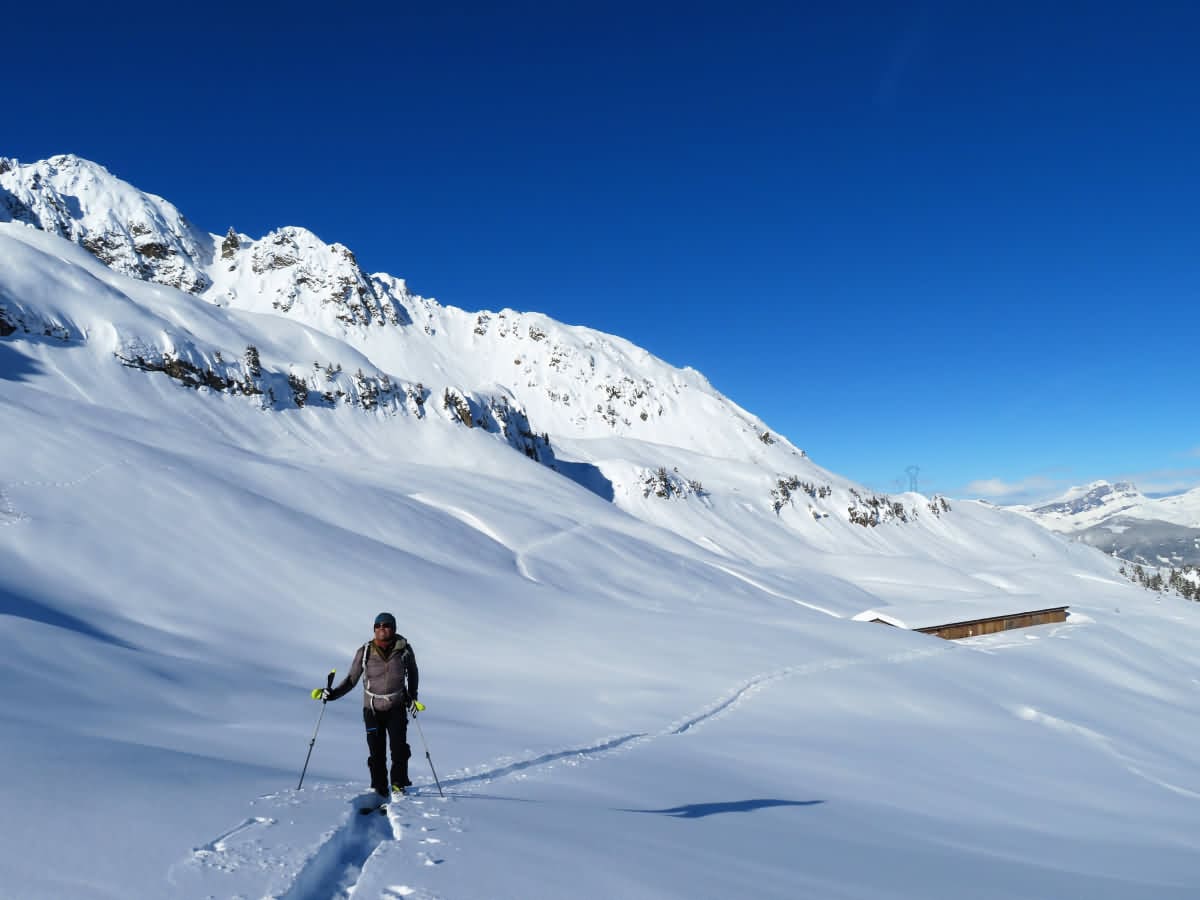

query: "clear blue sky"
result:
(9, 2), (1199, 502)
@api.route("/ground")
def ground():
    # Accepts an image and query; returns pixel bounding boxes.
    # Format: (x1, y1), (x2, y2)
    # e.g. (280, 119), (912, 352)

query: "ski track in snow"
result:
(184, 628), (1139, 899)
(509, 522), (589, 584)
(194, 815), (277, 854)
(43, 351), (96, 403)
(409, 493), (507, 549)
(0, 481), (30, 526)
(277, 800), (397, 900)
(671, 645), (950, 734)
(1070, 571), (1128, 587)
(189, 643), (957, 899)
(1015, 705), (1200, 800)
(439, 731), (651, 788)
(408, 491), (540, 583)
(228, 791), (464, 900)
(0, 463), (122, 527)
(705, 561), (841, 618)
(7, 461), (121, 491)
(408, 491), (589, 584)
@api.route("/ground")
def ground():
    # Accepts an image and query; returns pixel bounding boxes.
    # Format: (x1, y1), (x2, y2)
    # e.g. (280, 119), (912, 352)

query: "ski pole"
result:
(410, 707), (444, 797)
(298, 669), (335, 790)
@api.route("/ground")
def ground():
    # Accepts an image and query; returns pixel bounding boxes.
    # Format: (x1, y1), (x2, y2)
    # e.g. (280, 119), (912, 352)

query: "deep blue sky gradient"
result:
(9, 2), (1199, 501)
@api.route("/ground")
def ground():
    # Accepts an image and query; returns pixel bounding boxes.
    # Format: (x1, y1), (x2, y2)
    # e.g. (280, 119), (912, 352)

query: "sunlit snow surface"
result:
(2, 205), (1200, 899)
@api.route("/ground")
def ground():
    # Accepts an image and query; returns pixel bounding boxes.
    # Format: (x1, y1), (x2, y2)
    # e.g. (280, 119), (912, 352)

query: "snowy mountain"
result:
(3, 155), (1200, 899)
(1020, 480), (1148, 531)
(1, 154), (952, 546)
(2, 155), (823, 478)
(1012, 480), (1200, 566)
(0, 154), (213, 293)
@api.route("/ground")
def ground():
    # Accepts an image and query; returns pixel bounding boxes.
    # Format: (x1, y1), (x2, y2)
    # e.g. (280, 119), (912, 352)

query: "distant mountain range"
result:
(1010, 481), (1200, 567)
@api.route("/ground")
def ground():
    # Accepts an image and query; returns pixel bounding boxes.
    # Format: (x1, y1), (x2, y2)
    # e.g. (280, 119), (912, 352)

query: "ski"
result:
(357, 792), (407, 815)
(357, 792), (388, 816)
(356, 784), (409, 815)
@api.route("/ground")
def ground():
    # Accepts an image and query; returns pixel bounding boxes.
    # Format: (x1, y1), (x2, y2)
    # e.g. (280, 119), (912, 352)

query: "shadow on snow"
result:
(619, 799), (825, 818)
(0, 583), (138, 650)
(0, 340), (43, 383)
(554, 459), (615, 502)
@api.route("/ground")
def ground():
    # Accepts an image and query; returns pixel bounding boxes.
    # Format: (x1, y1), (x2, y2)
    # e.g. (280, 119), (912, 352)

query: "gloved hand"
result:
(408, 699), (425, 715)
(311, 687), (332, 701)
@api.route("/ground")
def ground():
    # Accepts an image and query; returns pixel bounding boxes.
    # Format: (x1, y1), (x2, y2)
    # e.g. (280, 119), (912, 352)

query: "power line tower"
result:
(906, 465), (920, 493)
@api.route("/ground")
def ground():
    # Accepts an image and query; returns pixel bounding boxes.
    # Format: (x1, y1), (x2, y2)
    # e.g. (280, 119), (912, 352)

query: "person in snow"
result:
(313, 612), (421, 797)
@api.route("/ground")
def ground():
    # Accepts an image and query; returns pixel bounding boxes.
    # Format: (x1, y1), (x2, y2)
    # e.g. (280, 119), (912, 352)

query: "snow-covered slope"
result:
(1150, 487), (1200, 527)
(3, 156), (1200, 899)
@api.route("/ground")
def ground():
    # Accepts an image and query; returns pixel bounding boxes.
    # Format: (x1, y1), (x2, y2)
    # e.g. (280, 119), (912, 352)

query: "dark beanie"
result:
(374, 612), (397, 627)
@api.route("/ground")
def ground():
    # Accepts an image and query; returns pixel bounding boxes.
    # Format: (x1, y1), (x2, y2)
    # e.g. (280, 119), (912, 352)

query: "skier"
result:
(312, 612), (421, 798)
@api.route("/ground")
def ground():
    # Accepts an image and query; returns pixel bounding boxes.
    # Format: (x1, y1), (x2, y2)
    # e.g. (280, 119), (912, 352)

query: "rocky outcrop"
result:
(231, 226), (405, 328)
(0, 155), (213, 294)
(440, 387), (554, 464)
(220, 227), (240, 260)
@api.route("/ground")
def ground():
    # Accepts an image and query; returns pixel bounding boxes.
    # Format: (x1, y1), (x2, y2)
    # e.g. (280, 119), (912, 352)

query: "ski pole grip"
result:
(325, 670), (335, 690)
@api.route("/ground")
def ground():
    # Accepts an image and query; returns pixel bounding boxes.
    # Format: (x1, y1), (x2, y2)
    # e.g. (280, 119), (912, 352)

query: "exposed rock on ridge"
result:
(0, 154), (212, 294)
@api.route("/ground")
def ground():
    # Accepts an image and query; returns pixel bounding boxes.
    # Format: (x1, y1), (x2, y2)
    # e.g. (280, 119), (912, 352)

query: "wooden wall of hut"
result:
(917, 608), (1068, 641)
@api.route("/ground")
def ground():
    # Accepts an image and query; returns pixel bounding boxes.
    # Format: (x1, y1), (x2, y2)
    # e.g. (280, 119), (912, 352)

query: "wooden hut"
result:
(853, 598), (1069, 641)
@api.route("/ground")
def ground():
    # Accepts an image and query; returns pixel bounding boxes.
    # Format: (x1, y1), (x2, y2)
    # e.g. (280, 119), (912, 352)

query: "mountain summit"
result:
(0, 153), (213, 292)
(1014, 480), (1200, 566)
(1025, 480), (1146, 529)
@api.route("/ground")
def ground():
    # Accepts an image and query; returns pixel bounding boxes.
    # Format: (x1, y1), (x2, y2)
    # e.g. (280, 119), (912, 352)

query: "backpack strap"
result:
(362, 640), (374, 694)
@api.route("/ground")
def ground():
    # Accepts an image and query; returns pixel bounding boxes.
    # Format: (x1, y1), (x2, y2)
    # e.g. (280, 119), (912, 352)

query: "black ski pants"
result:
(363, 705), (412, 794)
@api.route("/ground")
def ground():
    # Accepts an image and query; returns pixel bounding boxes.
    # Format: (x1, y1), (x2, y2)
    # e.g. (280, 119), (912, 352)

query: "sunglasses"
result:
(374, 622), (395, 629)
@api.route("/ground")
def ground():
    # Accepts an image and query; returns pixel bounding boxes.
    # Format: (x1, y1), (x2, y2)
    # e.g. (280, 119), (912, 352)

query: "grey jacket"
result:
(329, 636), (419, 711)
